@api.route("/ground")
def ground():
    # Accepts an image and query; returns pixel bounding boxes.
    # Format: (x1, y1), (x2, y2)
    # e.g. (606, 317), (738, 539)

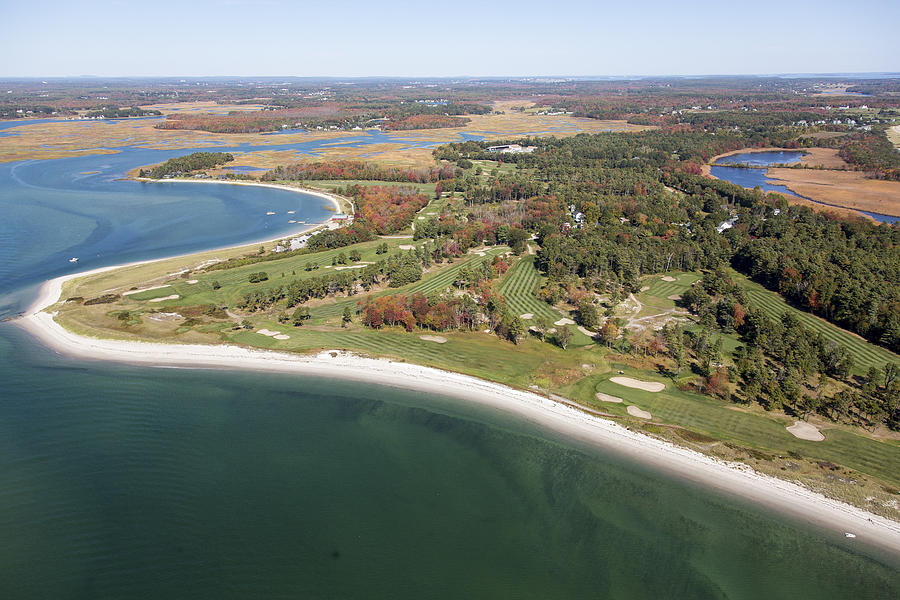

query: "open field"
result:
(767, 168), (900, 218)
(733, 272), (900, 374)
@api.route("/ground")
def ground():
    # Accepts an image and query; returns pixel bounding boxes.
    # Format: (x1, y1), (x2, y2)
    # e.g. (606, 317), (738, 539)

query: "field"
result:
(767, 167), (900, 218)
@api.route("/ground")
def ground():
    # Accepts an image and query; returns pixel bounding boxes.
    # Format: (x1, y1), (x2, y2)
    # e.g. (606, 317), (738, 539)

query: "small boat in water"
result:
(845, 532), (857, 538)
(68, 257), (79, 263)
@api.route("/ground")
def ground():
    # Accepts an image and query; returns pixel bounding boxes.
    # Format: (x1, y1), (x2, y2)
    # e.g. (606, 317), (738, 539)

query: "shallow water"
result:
(711, 152), (898, 224)
(0, 126), (898, 598)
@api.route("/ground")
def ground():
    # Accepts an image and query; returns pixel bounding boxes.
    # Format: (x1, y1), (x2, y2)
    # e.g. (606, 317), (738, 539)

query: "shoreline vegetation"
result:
(15, 255), (900, 556)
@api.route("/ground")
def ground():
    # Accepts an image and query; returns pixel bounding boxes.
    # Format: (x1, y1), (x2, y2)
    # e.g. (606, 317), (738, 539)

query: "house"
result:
(716, 215), (738, 234)
(486, 144), (536, 154)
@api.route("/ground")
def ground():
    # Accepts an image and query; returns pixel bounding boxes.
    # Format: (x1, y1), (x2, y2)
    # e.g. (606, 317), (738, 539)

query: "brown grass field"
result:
(768, 168), (900, 218)
(706, 147), (900, 219)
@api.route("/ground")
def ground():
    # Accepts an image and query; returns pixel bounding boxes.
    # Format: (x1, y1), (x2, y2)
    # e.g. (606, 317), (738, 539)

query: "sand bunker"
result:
(334, 265), (366, 271)
(398, 244), (416, 250)
(610, 376), (665, 392)
(273, 334), (290, 340)
(595, 392), (623, 403)
(627, 406), (652, 419)
(520, 313), (533, 320)
(640, 286), (650, 292)
(146, 312), (182, 322)
(148, 294), (179, 303)
(661, 276), (676, 282)
(787, 421), (825, 441)
(554, 318), (575, 326)
(419, 335), (447, 344)
(256, 329), (280, 337)
(187, 279), (198, 284)
(667, 294), (682, 301)
(123, 284), (170, 296)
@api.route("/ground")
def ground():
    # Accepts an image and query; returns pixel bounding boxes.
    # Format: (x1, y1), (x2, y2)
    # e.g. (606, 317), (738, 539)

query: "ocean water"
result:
(0, 126), (898, 598)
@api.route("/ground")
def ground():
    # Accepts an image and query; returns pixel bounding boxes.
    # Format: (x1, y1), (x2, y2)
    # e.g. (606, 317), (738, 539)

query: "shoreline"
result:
(132, 177), (354, 216)
(14, 260), (900, 556)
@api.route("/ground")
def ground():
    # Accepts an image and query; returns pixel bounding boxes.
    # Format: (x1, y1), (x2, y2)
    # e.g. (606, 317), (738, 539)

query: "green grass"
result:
(734, 272), (899, 374)
(232, 326), (549, 389)
(125, 286), (176, 301)
(121, 238), (417, 310)
(563, 368), (900, 485)
(498, 255), (560, 321)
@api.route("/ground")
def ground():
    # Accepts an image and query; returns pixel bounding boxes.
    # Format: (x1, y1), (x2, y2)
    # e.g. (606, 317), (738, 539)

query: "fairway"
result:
(498, 255), (560, 320)
(568, 372), (900, 486)
(735, 273), (899, 374)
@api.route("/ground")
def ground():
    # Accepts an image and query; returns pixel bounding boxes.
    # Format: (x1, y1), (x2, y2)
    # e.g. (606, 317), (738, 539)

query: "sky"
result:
(2, 0), (898, 77)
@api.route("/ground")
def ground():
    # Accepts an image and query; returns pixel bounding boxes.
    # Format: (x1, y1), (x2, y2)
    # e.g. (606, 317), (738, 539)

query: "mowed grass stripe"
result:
(736, 277), (898, 373)
(499, 256), (559, 320)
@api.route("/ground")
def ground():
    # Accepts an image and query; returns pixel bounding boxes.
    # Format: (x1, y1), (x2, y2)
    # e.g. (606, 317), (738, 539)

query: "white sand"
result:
(256, 329), (280, 337)
(398, 244), (416, 250)
(627, 405), (652, 419)
(123, 284), (170, 296)
(148, 294), (179, 303)
(187, 279), (198, 284)
(667, 294), (682, 301)
(787, 421), (825, 442)
(419, 335), (447, 344)
(273, 334), (290, 341)
(661, 276), (676, 282)
(595, 392), (623, 403)
(610, 376), (665, 392)
(520, 313), (533, 320)
(554, 318), (575, 326)
(14, 269), (900, 554)
(333, 265), (366, 271)
(640, 286), (650, 292)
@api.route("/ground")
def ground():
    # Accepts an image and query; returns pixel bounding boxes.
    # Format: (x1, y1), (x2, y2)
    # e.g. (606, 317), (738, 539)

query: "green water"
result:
(1, 326), (897, 599)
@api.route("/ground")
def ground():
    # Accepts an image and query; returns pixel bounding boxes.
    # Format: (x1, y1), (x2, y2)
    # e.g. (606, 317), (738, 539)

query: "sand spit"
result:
(610, 376), (666, 392)
(14, 269), (900, 555)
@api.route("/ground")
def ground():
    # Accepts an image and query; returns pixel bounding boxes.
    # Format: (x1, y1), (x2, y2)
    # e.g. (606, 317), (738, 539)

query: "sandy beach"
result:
(14, 263), (900, 556)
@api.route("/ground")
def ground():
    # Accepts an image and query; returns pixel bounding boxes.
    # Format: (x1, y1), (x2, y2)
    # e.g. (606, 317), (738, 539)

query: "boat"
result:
(68, 257), (79, 263)
(844, 533), (856, 538)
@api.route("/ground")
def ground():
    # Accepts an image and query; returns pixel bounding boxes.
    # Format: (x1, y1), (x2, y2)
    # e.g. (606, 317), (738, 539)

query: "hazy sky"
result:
(2, 0), (898, 77)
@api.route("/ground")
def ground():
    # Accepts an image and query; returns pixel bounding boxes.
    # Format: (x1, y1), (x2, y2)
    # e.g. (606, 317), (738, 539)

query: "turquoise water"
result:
(0, 126), (898, 598)
(711, 152), (899, 224)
